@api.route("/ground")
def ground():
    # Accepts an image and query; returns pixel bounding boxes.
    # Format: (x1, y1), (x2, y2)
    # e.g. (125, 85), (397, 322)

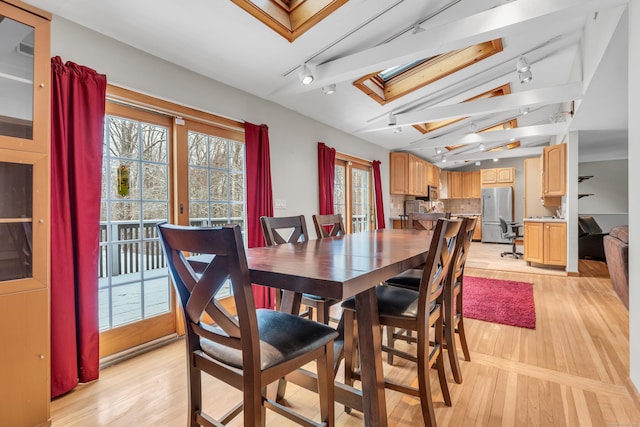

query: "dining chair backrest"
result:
(418, 217), (462, 316)
(158, 223), (255, 358)
(260, 215), (310, 246)
(449, 216), (478, 287)
(312, 213), (346, 239)
(408, 212), (451, 231)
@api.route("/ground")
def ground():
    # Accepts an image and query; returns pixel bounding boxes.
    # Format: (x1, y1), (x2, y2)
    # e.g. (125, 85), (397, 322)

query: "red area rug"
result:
(462, 276), (536, 329)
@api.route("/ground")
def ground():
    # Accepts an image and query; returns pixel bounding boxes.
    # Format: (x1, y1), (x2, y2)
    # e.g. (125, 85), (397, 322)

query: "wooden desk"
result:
(245, 229), (432, 427)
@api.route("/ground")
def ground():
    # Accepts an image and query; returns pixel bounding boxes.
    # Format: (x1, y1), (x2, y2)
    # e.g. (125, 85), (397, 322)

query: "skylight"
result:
(353, 39), (503, 106)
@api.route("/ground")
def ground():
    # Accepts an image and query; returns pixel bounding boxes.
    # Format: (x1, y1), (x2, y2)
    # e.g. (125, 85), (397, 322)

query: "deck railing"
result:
(99, 218), (244, 278)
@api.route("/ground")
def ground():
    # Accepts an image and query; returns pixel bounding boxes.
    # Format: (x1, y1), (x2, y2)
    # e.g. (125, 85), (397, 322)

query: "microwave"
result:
(417, 186), (438, 201)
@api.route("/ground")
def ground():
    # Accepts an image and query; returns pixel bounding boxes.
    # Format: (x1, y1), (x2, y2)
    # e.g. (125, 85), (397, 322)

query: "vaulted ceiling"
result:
(24, 0), (629, 167)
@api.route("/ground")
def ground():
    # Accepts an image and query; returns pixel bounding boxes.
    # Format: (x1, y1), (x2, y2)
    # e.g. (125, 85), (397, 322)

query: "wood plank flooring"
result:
(50, 245), (640, 426)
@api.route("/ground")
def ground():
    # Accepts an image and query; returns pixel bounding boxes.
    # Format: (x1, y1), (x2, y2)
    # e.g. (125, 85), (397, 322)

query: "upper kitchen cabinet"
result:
(542, 143), (566, 197)
(0, 1), (50, 153)
(462, 170), (481, 198)
(389, 152), (436, 196)
(481, 167), (514, 186)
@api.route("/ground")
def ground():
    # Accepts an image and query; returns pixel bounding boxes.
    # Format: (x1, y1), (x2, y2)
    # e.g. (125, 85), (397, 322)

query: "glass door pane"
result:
(351, 166), (372, 233)
(0, 14), (34, 139)
(100, 115), (171, 330)
(0, 161), (32, 280)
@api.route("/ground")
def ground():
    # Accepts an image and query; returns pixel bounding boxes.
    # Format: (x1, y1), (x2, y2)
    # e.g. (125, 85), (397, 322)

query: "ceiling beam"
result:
(358, 82), (582, 132)
(407, 122), (570, 150)
(275, 0), (625, 94)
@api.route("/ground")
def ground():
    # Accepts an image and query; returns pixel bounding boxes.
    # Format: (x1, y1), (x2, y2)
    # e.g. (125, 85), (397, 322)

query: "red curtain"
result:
(318, 142), (336, 215)
(244, 122), (275, 309)
(50, 56), (106, 397)
(372, 160), (386, 229)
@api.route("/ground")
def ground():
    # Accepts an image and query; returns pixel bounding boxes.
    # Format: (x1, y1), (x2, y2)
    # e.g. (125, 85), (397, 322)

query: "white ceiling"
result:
(23, 0), (629, 167)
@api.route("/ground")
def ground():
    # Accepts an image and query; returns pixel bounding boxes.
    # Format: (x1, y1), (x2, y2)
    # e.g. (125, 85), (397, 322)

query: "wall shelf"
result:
(578, 175), (594, 183)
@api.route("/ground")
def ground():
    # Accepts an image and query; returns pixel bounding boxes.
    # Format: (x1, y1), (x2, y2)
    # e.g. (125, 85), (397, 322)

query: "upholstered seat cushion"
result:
(200, 309), (338, 371)
(341, 285), (436, 319)
(384, 269), (422, 290)
(609, 225), (629, 244)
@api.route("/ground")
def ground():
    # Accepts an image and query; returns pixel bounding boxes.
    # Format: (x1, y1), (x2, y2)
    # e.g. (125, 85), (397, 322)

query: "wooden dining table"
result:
(244, 228), (433, 427)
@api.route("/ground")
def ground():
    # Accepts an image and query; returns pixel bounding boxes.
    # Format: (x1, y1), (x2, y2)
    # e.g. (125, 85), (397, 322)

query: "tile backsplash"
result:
(441, 198), (481, 214)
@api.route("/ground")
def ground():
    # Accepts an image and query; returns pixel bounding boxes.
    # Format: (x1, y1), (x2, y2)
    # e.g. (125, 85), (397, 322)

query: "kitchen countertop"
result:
(523, 217), (566, 222)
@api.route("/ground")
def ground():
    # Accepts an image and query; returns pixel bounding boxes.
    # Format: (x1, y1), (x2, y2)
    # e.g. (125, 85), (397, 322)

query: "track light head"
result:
(516, 56), (530, 73)
(393, 126), (402, 134)
(298, 64), (314, 85)
(519, 69), (533, 84)
(387, 112), (397, 127)
(322, 84), (336, 95)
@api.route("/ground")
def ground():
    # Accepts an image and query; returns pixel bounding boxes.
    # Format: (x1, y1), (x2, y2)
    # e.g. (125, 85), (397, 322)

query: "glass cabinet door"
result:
(0, 150), (48, 294)
(0, 2), (50, 151)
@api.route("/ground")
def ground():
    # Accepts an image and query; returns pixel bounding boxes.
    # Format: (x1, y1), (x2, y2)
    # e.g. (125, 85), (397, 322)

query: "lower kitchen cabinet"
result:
(524, 220), (566, 266)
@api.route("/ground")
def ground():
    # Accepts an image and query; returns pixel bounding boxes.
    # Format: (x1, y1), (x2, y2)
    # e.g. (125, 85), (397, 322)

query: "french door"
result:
(99, 95), (247, 357)
(335, 156), (375, 233)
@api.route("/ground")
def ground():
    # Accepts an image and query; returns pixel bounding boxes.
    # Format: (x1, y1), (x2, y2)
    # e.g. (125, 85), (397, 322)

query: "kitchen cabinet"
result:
(542, 143), (566, 197)
(481, 167), (514, 185)
(0, 2), (51, 425)
(390, 152), (436, 196)
(523, 220), (566, 266)
(462, 170), (481, 198)
(473, 217), (482, 241)
(448, 171), (463, 199)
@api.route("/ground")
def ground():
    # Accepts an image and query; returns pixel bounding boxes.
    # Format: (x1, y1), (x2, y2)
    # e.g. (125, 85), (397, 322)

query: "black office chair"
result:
(499, 216), (523, 259)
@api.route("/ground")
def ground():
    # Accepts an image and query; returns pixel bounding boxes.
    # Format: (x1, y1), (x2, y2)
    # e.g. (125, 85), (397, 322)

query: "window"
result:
(353, 39), (503, 105)
(334, 154), (374, 233)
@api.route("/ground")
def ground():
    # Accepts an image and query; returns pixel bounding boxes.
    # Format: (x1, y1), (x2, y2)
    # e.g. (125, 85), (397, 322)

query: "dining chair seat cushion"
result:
(302, 293), (331, 301)
(385, 269), (422, 290)
(200, 309), (338, 371)
(341, 285), (436, 319)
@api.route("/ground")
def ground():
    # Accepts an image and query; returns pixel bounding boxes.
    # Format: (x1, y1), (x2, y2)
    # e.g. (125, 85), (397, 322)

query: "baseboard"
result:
(99, 334), (180, 369)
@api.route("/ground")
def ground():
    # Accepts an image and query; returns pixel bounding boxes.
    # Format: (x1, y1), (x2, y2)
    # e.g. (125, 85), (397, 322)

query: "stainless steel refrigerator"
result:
(481, 187), (513, 243)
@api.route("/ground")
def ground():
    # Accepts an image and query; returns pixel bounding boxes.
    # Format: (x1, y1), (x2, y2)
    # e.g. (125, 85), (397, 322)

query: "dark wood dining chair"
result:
(157, 222), (337, 427)
(384, 217), (478, 384)
(261, 215), (338, 325)
(408, 212), (451, 231)
(312, 213), (346, 238)
(341, 218), (462, 427)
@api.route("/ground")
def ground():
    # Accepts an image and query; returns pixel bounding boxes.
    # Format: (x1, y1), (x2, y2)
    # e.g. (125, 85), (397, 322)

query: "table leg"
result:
(354, 287), (388, 427)
(274, 289), (302, 401)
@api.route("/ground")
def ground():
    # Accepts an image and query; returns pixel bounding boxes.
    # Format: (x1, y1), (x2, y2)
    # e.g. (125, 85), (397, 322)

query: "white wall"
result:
(48, 17), (391, 230)
(578, 159), (628, 231)
(628, 0), (639, 390)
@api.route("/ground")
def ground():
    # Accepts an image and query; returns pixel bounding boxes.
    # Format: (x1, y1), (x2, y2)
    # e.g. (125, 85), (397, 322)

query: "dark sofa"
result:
(578, 216), (608, 261)
(604, 225), (629, 309)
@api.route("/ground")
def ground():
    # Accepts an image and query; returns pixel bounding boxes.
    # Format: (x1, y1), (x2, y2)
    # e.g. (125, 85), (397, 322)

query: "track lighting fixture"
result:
(322, 84), (336, 95)
(475, 161), (481, 166)
(393, 126), (402, 134)
(387, 112), (397, 127)
(521, 107), (530, 115)
(479, 143), (486, 151)
(298, 64), (314, 85)
(412, 24), (425, 34)
(435, 147), (443, 155)
(519, 69), (533, 84)
(516, 56), (530, 73)
(493, 158), (499, 162)
(441, 155), (447, 163)
(469, 122), (478, 132)
(516, 56), (532, 84)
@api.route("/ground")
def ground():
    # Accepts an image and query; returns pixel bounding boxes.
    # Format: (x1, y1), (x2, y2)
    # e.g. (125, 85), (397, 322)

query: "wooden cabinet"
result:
(0, 2), (51, 425)
(481, 167), (514, 185)
(462, 170), (481, 198)
(390, 152), (436, 196)
(390, 152), (410, 194)
(542, 143), (566, 197)
(473, 217), (482, 241)
(524, 221), (566, 266)
(448, 171), (463, 199)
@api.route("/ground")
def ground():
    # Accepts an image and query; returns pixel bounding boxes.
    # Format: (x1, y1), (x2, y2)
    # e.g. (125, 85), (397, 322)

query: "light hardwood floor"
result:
(51, 246), (640, 426)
